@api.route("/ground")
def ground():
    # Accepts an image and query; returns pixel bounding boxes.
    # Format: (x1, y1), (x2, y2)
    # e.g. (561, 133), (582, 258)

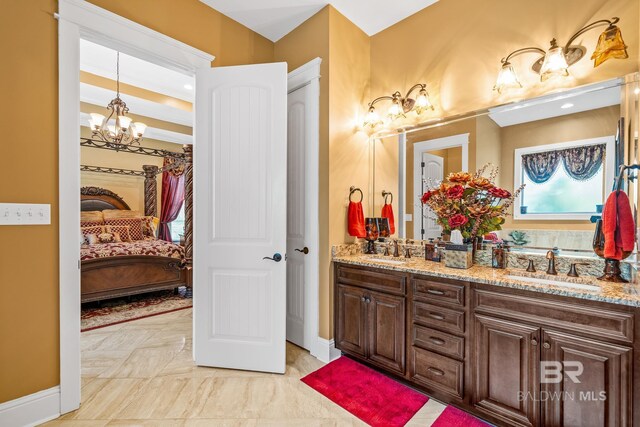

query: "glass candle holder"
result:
(364, 218), (379, 254)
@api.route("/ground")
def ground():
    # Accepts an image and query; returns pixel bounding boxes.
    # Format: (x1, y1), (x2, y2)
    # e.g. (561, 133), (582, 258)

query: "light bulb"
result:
(388, 101), (402, 117)
(89, 113), (105, 130)
(107, 125), (116, 136)
(415, 88), (433, 113)
(132, 122), (147, 137)
(540, 39), (569, 82)
(118, 115), (132, 130)
(364, 107), (381, 128)
(494, 62), (522, 93)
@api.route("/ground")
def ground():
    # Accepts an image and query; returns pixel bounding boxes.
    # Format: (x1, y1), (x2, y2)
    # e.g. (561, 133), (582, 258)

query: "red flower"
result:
(448, 214), (469, 228)
(489, 187), (511, 199)
(446, 185), (465, 200)
(421, 191), (433, 204)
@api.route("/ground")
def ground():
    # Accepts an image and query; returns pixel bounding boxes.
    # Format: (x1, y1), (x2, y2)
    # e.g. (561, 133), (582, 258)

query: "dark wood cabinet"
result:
(334, 262), (639, 427)
(335, 267), (406, 374)
(368, 290), (405, 373)
(336, 284), (367, 357)
(474, 314), (541, 427)
(541, 330), (632, 427)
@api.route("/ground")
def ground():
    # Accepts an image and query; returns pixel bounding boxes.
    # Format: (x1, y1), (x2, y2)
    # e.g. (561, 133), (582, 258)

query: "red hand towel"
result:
(381, 203), (395, 235)
(603, 190), (635, 260)
(348, 201), (366, 238)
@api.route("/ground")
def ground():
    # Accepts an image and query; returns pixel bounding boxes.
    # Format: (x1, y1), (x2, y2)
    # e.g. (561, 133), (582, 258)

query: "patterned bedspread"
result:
(81, 239), (185, 261)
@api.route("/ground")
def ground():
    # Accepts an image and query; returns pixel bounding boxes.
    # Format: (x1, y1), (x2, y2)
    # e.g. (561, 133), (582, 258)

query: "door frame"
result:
(57, 0), (213, 413)
(411, 133), (469, 240)
(286, 58), (322, 359)
(418, 152), (445, 240)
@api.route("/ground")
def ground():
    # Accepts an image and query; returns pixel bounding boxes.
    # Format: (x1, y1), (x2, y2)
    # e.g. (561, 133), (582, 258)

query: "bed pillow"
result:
(81, 211), (104, 224)
(102, 209), (144, 220)
(105, 218), (144, 240)
(81, 225), (105, 240)
(97, 232), (116, 244)
(85, 234), (100, 245)
(142, 216), (160, 239)
(105, 225), (132, 242)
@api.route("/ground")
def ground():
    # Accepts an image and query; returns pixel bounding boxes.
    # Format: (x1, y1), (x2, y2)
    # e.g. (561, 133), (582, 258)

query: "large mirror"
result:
(372, 74), (639, 255)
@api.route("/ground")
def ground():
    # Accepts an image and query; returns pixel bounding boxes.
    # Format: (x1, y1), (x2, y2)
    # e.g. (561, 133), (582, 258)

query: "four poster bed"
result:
(79, 140), (193, 303)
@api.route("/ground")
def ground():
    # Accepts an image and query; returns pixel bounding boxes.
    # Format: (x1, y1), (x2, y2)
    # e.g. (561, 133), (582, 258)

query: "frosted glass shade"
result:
(539, 45), (569, 81)
(89, 113), (105, 130)
(415, 89), (433, 112)
(364, 107), (381, 128)
(591, 25), (628, 67)
(388, 101), (402, 118)
(132, 122), (147, 137)
(117, 115), (132, 130)
(494, 62), (522, 93)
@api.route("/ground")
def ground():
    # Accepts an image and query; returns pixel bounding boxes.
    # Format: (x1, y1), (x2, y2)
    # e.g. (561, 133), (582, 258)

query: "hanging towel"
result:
(348, 201), (366, 238)
(381, 203), (396, 235)
(603, 190), (635, 260)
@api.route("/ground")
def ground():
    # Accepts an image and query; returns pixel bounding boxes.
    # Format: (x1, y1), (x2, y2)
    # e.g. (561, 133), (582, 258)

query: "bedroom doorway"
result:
(59, 0), (321, 414)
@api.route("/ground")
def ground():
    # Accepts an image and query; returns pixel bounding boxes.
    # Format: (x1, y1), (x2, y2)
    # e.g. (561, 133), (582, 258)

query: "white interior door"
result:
(286, 82), (316, 351)
(194, 62), (288, 374)
(416, 153), (443, 240)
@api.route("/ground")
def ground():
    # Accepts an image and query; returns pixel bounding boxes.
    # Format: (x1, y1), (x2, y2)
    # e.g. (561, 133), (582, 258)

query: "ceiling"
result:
(199, 0), (439, 42)
(80, 39), (193, 144)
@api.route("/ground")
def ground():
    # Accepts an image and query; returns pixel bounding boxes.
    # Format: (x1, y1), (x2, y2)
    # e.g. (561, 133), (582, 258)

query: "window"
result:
(514, 137), (614, 220)
(169, 204), (185, 243)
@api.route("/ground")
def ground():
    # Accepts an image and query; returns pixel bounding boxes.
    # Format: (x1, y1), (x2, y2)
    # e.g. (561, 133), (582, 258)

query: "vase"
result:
(364, 218), (379, 254)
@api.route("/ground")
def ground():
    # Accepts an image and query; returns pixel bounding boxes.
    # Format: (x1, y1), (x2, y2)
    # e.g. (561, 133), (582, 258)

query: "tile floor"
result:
(44, 308), (447, 426)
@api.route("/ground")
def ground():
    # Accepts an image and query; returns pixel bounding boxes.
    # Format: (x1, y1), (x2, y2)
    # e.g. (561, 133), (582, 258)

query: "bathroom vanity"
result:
(333, 256), (640, 427)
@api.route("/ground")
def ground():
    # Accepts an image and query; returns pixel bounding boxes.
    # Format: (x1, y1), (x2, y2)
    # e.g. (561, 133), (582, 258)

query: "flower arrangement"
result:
(421, 164), (523, 240)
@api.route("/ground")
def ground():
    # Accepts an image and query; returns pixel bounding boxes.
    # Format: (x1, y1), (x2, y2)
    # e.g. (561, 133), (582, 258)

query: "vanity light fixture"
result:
(494, 17), (628, 93)
(88, 52), (147, 147)
(364, 83), (433, 129)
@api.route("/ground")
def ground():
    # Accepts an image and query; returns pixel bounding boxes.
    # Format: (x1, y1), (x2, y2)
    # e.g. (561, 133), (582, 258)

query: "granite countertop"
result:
(333, 254), (640, 308)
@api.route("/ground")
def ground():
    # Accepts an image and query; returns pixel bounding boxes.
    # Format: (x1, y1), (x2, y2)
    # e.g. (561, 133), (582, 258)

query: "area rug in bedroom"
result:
(81, 287), (191, 332)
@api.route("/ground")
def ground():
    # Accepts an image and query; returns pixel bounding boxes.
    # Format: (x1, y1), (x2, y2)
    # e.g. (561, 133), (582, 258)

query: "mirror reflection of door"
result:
(420, 153), (443, 239)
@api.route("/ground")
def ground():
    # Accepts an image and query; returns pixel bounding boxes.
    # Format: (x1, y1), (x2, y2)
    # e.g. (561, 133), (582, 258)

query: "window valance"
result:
(521, 143), (606, 183)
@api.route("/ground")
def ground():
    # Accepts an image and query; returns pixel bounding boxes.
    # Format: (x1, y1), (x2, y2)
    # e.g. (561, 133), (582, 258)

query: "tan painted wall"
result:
(327, 7), (371, 337)
(501, 106), (620, 230)
(370, 0), (639, 119)
(0, 0), (272, 404)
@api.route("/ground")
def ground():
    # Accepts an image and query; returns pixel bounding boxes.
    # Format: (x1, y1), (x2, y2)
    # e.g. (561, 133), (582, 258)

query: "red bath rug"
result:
(432, 405), (491, 426)
(301, 356), (428, 427)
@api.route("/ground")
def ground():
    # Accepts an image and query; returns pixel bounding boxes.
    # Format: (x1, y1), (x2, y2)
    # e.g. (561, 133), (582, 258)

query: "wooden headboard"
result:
(81, 186), (131, 211)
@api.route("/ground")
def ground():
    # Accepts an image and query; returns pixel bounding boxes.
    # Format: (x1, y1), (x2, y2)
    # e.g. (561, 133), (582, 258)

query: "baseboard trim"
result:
(0, 386), (61, 427)
(314, 337), (341, 363)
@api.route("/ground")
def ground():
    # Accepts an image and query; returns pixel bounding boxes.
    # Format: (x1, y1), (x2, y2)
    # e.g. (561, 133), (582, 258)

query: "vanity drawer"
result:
(336, 265), (406, 295)
(410, 347), (464, 399)
(474, 289), (634, 343)
(413, 277), (465, 307)
(413, 325), (465, 359)
(413, 301), (465, 335)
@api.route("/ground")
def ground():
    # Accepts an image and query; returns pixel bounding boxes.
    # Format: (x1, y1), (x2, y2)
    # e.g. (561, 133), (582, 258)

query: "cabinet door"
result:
(474, 314), (540, 427)
(541, 330), (632, 427)
(336, 284), (367, 357)
(368, 290), (406, 374)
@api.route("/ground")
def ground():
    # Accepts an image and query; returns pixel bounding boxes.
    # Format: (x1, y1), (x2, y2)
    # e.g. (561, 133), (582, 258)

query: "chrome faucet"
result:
(546, 250), (558, 275)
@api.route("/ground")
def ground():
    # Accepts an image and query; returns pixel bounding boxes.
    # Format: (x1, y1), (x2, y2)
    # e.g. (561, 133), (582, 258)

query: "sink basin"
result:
(365, 257), (406, 265)
(505, 274), (600, 292)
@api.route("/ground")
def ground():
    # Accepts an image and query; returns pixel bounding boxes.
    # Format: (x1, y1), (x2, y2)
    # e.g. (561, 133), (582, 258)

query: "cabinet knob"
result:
(361, 296), (366, 302)
(531, 338), (538, 346)
(543, 342), (551, 349)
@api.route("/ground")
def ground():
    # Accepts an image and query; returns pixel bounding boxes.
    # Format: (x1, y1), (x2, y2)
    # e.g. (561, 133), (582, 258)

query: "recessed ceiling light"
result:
(560, 103), (574, 109)
(184, 84), (193, 90)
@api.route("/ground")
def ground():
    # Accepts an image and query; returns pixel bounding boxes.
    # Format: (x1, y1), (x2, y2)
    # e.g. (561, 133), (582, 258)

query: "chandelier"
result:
(364, 83), (433, 129)
(88, 52), (147, 146)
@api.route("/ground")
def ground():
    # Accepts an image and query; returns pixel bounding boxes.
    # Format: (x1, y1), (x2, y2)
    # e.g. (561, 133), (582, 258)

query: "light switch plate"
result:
(0, 203), (51, 225)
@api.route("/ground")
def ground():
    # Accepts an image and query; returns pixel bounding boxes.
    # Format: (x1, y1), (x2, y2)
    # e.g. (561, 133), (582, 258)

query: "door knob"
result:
(295, 247), (309, 254)
(263, 253), (283, 262)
